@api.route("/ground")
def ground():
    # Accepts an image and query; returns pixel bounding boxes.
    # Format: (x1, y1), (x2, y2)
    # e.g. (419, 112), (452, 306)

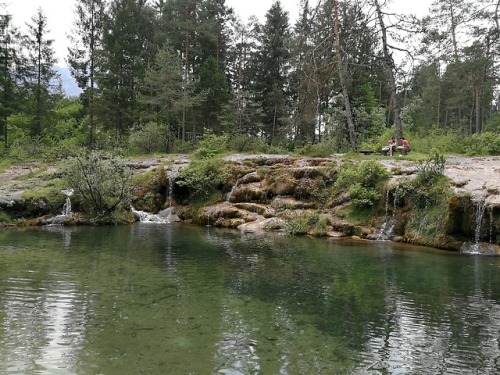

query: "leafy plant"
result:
(333, 160), (389, 207)
(62, 151), (132, 215)
(176, 158), (227, 200)
(128, 122), (168, 154)
(193, 131), (229, 159)
(284, 211), (328, 236)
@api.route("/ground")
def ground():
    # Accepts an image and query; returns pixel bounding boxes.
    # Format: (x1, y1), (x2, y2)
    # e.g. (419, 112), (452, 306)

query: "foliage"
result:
(128, 122), (168, 154)
(8, 136), (46, 161)
(61, 150), (132, 215)
(296, 139), (337, 157)
(462, 132), (500, 155)
(397, 153), (451, 242)
(193, 131), (229, 159)
(333, 160), (390, 207)
(0, 212), (12, 224)
(226, 134), (274, 154)
(284, 211), (328, 236)
(176, 158), (227, 200)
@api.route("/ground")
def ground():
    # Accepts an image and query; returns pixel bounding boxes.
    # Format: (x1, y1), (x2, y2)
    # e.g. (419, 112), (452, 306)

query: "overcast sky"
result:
(4, 0), (433, 67)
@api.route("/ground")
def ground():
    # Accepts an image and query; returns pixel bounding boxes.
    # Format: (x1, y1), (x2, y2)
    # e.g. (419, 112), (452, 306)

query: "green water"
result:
(0, 224), (499, 374)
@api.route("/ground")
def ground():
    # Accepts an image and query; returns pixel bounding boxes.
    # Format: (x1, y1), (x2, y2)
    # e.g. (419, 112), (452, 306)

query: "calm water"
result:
(0, 224), (499, 374)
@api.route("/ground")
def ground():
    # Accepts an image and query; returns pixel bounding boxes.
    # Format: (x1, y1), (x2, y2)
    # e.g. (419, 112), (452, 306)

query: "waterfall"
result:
(62, 189), (74, 216)
(226, 181), (239, 203)
(377, 187), (395, 240)
(168, 170), (176, 207)
(461, 197), (490, 255)
(131, 207), (168, 223)
(471, 198), (487, 252)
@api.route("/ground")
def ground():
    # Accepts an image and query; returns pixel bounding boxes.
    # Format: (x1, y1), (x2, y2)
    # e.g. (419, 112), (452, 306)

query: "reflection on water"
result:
(0, 224), (499, 374)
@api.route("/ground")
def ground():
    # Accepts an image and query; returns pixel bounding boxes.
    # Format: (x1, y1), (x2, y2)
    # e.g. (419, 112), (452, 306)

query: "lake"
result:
(0, 223), (499, 374)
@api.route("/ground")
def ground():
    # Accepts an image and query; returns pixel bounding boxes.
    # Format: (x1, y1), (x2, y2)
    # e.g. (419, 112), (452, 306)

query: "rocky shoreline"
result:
(1, 154), (499, 254)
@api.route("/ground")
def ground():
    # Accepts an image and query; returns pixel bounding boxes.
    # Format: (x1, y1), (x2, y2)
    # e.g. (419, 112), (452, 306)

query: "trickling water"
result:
(131, 207), (168, 223)
(472, 199), (487, 251)
(462, 198), (488, 254)
(377, 188), (394, 240)
(167, 168), (178, 207)
(62, 189), (73, 216)
(226, 181), (239, 203)
(489, 207), (494, 244)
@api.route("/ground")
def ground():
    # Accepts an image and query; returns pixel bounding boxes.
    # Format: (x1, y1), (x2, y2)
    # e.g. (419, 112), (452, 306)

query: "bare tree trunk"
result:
(333, 0), (357, 151)
(374, 0), (403, 142)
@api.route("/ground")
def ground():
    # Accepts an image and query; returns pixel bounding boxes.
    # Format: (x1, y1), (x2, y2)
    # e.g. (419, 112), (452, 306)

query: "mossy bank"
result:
(1, 154), (499, 255)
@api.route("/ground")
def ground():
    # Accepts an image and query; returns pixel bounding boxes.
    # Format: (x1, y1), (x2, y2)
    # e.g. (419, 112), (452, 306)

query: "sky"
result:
(4, 0), (433, 67)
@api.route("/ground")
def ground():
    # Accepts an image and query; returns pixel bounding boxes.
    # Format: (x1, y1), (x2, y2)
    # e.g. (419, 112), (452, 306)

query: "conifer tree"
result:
(67, 0), (106, 148)
(22, 8), (57, 138)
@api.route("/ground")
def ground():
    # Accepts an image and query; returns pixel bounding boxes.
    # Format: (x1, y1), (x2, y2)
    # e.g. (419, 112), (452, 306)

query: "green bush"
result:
(61, 151), (132, 215)
(194, 131), (229, 159)
(227, 134), (273, 153)
(463, 131), (500, 155)
(334, 160), (389, 207)
(397, 153), (451, 242)
(284, 211), (328, 236)
(128, 122), (168, 154)
(176, 158), (227, 199)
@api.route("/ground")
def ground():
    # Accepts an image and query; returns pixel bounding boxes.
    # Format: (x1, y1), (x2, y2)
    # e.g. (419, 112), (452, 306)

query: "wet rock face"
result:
(174, 155), (500, 252)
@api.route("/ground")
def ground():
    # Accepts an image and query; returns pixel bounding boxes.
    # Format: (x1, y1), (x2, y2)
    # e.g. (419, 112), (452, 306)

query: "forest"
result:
(0, 0), (499, 160)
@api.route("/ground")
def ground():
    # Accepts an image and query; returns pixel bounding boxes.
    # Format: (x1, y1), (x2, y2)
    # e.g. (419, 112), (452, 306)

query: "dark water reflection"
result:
(0, 224), (499, 374)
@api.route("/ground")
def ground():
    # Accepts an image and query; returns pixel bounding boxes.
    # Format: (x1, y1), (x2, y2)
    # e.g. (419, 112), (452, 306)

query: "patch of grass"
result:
(284, 211), (328, 236)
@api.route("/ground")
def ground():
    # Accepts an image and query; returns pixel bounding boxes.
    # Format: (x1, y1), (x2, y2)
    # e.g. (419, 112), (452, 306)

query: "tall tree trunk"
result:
(333, 0), (357, 151)
(449, 3), (460, 62)
(374, 0), (403, 142)
(89, 0), (96, 149)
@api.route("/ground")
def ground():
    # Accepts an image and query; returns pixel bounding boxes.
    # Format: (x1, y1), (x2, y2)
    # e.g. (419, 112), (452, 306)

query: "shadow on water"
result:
(0, 224), (499, 374)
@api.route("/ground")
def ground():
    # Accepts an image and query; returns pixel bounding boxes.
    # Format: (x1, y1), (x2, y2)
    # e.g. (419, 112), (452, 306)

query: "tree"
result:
(332, 0), (357, 151)
(373, 0), (404, 142)
(138, 40), (183, 150)
(0, 9), (23, 148)
(95, 0), (157, 141)
(22, 7), (57, 138)
(67, 0), (106, 148)
(253, 1), (291, 145)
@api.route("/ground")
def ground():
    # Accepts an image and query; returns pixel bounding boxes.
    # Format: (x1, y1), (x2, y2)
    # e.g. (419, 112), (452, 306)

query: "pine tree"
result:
(67, 0), (106, 148)
(0, 10), (22, 147)
(96, 0), (156, 140)
(253, 1), (291, 145)
(22, 7), (57, 138)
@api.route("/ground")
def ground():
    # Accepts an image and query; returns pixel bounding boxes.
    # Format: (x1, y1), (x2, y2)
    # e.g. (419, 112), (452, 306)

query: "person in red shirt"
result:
(398, 137), (411, 155)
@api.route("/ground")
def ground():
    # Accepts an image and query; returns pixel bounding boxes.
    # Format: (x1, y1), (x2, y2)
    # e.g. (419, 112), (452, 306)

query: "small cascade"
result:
(167, 167), (179, 207)
(461, 197), (491, 255)
(377, 188), (395, 240)
(489, 207), (494, 244)
(226, 181), (239, 203)
(42, 189), (75, 225)
(131, 207), (168, 223)
(473, 199), (486, 245)
(226, 172), (258, 203)
(62, 189), (74, 216)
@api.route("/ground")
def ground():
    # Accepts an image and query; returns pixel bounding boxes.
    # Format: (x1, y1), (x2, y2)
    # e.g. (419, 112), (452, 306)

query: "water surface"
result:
(0, 224), (499, 374)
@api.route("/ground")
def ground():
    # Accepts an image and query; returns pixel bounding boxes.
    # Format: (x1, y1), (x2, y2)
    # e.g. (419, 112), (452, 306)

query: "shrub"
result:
(194, 131), (229, 159)
(284, 211), (328, 236)
(176, 158), (227, 199)
(333, 160), (389, 207)
(128, 122), (168, 154)
(463, 131), (500, 155)
(227, 134), (271, 153)
(61, 151), (132, 215)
